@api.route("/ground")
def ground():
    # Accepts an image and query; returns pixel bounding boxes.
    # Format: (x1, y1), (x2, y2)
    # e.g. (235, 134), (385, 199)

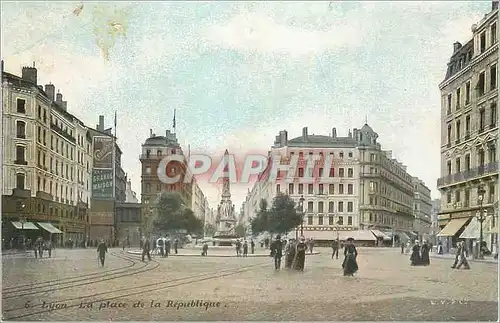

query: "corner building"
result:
(247, 124), (424, 245)
(437, 3), (498, 252)
(1, 63), (92, 245)
(140, 129), (193, 207)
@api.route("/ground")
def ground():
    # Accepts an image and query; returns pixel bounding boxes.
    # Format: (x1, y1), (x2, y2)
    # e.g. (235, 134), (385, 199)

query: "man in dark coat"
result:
(97, 239), (108, 267)
(410, 240), (421, 266)
(285, 239), (296, 268)
(165, 239), (171, 257)
(331, 239), (339, 259)
(342, 238), (358, 276)
(250, 239), (255, 254)
(202, 242), (208, 256)
(142, 236), (152, 262)
(173, 239), (179, 254)
(420, 240), (430, 266)
(270, 235), (283, 270)
(243, 240), (248, 257)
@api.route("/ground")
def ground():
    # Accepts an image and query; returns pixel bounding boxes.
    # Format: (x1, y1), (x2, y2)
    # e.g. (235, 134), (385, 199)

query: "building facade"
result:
(191, 179), (207, 222)
(2, 63), (92, 245)
(115, 202), (142, 247)
(139, 129), (193, 207)
(437, 4), (498, 252)
(412, 177), (433, 240)
(244, 124), (422, 243)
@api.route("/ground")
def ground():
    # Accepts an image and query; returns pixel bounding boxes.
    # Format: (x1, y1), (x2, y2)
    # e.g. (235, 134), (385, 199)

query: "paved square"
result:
(2, 247), (498, 321)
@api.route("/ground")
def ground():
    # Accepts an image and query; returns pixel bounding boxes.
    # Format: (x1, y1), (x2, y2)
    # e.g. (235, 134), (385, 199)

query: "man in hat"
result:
(294, 236), (308, 271)
(270, 235), (283, 270)
(97, 239), (108, 267)
(142, 235), (152, 262)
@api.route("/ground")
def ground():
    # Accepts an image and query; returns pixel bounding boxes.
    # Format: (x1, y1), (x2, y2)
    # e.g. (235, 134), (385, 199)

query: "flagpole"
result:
(112, 111), (117, 246)
(173, 109), (176, 134)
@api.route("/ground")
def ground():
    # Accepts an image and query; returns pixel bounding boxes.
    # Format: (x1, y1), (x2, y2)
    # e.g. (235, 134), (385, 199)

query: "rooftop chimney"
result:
(56, 91), (63, 103)
(21, 64), (37, 84)
(453, 41), (462, 53)
(45, 84), (55, 101)
(332, 127), (337, 138)
(98, 115), (105, 131)
(493, 0), (499, 10)
(302, 127), (308, 139)
(150, 129), (153, 137)
(1, 60), (4, 72)
(348, 129), (352, 138)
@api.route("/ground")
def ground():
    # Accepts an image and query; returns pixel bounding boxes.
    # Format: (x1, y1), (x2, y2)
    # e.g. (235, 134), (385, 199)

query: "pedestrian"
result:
(173, 239), (178, 255)
(331, 239), (339, 259)
(46, 240), (52, 258)
(122, 239), (126, 251)
(437, 241), (444, 255)
(342, 237), (358, 276)
(270, 235), (283, 270)
(309, 239), (315, 254)
(243, 240), (248, 257)
(202, 242), (208, 256)
(235, 239), (242, 257)
(165, 238), (171, 257)
(142, 236), (152, 262)
(250, 239), (255, 254)
(452, 241), (470, 270)
(284, 239), (295, 268)
(157, 237), (165, 258)
(293, 236), (308, 271)
(420, 240), (430, 266)
(410, 240), (421, 266)
(36, 237), (44, 258)
(97, 239), (107, 267)
(400, 241), (405, 254)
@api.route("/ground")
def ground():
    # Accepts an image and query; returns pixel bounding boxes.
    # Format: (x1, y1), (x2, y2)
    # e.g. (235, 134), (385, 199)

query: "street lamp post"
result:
(19, 203), (26, 250)
(476, 186), (486, 259)
(298, 195), (305, 237)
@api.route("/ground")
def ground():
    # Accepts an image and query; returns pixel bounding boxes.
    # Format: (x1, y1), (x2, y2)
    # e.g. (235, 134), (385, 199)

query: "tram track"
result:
(3, 251), (160, 302)
(3, 251), (135, 293)
(3, 259), (269, 320)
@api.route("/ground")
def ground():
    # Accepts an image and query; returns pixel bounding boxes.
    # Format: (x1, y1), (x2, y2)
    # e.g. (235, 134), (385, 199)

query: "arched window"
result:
(16, 121), (26, 138)
(16, 173), (25, 189)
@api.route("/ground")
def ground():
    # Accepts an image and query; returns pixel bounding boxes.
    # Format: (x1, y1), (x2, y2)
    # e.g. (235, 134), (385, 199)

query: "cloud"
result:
(204, 11), (364, 56)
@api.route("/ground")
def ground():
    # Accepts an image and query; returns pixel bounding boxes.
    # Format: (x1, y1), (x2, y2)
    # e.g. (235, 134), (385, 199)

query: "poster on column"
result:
(93, 136), (114, 169)
(92, 169), (114, 199)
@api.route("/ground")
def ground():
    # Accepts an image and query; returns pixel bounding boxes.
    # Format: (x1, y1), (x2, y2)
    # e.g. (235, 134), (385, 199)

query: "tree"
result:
(250, 198), (269, 235)
(204, 223), (216, 236)
(234, 223), (247, 237)
(267, 193), (302, 235)
(183, 208), (204, 236)
(152, 192), (202, 235)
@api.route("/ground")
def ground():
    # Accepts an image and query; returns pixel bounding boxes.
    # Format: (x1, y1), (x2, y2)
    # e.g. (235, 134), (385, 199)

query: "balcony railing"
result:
(50, 123), (76, 143)
(437, 162), (498, 187)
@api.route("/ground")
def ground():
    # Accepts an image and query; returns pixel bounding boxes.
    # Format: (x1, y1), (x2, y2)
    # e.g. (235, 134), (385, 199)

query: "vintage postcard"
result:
(1, 1), (498, 321)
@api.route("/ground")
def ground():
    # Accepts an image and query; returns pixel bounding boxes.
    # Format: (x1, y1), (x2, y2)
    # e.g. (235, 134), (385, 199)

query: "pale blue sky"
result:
(2, 1), (491, 209)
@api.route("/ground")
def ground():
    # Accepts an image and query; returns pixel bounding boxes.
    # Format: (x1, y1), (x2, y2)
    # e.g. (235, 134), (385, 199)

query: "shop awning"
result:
(460, 217), (480, 239)
(37, 222), (63, 234)
(437, 218), (469, 237)
(304, 230), (338, 241)
(338, 230), (377, 241)
(11, 221), (39, 230)
(396, 231), (410, 241)
(370, 230), (391, 240)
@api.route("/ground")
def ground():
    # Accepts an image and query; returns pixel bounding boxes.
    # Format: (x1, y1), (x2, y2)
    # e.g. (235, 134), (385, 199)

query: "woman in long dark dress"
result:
(420, 240), (430, 266)
(342, 238), (358, 276)
(285, 239), (296, 269)
(410, 240), (421, 266)
(293, 237), (307, 271)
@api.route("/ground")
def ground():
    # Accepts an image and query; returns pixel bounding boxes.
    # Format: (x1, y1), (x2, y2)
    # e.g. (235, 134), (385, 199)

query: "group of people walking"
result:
(235, 239), (255, 257)
(269, 235), (359, 276)
(410, 240), (431, 266)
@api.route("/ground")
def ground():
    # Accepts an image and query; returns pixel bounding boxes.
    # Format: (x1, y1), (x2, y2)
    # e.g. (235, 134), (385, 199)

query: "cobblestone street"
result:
(2, 247), (498, 321)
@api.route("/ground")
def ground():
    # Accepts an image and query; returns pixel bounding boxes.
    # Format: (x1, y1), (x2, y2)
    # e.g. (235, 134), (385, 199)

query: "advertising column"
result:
(91, 136), (115, 242)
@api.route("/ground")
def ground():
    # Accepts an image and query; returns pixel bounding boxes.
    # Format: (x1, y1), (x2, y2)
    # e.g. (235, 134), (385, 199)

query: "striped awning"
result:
(11, 221), (39, 230)
(37, 222), (63, 234)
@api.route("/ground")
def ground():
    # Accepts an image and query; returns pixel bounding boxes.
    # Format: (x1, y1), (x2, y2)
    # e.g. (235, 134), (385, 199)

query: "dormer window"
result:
(171, 149), (176, 154)
(146, 149), (151, 157)
(157, 150), (162, 156)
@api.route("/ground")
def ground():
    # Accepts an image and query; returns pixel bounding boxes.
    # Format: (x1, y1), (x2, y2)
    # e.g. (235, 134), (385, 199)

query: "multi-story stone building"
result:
(437, 3), (498, 252)
(192, 179), (207, 222)
(244, 124), (421, 244)
(1, 62), (92, 246)
(139, 129), (193, 207)
(412, 177), (433, 240)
